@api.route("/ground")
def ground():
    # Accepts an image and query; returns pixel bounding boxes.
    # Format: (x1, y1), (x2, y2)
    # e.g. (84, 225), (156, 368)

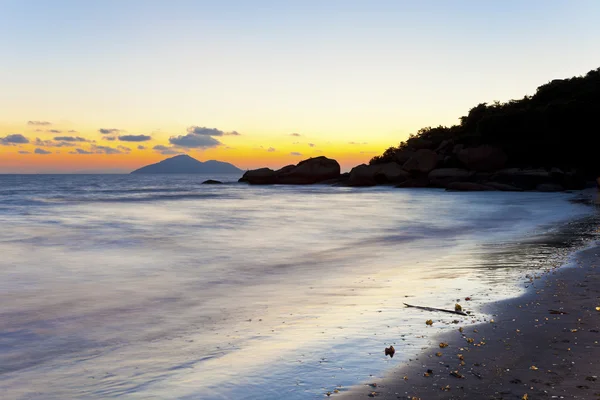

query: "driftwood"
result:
(403, 303), (468, 316)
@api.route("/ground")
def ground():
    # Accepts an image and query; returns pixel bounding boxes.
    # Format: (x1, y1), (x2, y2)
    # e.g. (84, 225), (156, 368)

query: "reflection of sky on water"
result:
(0, 176), (595, 399)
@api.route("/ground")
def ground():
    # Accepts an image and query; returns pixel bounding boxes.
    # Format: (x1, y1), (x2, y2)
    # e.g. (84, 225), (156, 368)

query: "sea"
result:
(0, 174), (597, 399)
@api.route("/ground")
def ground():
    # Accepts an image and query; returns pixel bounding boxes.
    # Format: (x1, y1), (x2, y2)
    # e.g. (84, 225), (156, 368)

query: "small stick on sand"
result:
(403, 303), (468, 316)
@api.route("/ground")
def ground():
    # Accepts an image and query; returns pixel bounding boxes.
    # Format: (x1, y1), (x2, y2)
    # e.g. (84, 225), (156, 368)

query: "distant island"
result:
(131, 154), (243, 174)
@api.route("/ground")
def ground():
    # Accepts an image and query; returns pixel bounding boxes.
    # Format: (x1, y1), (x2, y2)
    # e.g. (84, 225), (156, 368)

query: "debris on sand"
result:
(384, 346), (395, 358)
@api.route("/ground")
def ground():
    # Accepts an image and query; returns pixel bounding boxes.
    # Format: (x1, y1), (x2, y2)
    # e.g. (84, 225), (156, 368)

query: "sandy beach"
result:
(343, 244), (600, 399)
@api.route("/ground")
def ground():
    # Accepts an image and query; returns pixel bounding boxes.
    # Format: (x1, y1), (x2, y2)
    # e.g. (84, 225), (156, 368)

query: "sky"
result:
(1, 0), (600, 173)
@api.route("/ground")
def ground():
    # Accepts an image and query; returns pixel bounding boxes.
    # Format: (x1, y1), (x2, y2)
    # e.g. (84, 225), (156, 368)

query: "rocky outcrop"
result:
(239, 156), (340, 185)
(238, 167), (277, 184)
(202, 179), (223, 184)
(402, 149), (438, 174)
(396, 177), (430, 188)
(457, 145), (507, 172)
(490, 168), (552, 190)
(395, 150), (415, 165)
(428, 168), (473, 187)
(348, 163), (410, 186)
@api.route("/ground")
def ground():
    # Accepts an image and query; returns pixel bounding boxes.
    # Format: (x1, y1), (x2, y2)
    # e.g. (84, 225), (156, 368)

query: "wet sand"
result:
(342, 245), (600, 399)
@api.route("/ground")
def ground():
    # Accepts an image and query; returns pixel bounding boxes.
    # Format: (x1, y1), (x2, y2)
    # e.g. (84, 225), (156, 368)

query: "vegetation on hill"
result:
(371, 67), (600, 176)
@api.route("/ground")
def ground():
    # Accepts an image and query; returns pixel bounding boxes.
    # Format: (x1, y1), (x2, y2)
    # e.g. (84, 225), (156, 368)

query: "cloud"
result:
(117, 145), (131, 152)
(28, 121), (51, 126)
(118, 134), (151, 142)
(137, 145), (146, 150)
(53, 136), (89, 142)
(348, 141), (368, 145)
(169, 133), (221, 148)
(98, 128), (121, 135)
(47, 129), (62, 133)
(34, 148), (52, 154)
(186, 126), (224, 136)
(224, 130), (241, 136)
(91, 145), (123, 154)
(104, 136), (117, 141)
(290, 152), (302, 156)
(290, 133), (301, 137)
(35, 138), (75, 147)
(69, 148), (93, 155)
(267, 147), (276, 152)
(153, 145), (182, 155)
(0, 134), (29, 145)
(18, 150), (30, 154)
(68, 130), (78, 133)
(308, 143), (315, 147)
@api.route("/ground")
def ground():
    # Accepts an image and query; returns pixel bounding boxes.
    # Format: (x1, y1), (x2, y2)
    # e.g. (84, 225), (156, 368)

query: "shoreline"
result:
(340, 241), (600, 399)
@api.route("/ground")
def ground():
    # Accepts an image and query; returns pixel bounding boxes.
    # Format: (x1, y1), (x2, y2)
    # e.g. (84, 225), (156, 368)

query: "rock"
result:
(319, 173), (350, 185)
(402, 149), (438, 174)
(446, 182), (495, 191)
(239, 157), (340, 184)
(536, 183), (565, 192)
(376, 162), (410, 183)
(275, 164), (296, 175)
(452, 144), (464, 155)
(457, 145), (507, 172)
(435, 139), (453, 155)
(347, 164), (377, 186)
(348, 163), (409, 186)
(396, 177), (430, 188)
(491, 168), (553, 190)
(395, 150), (415, 165)
(428, 168), (473, 187)
(596, 177), (600, 189)
(201, 179), (223, 184)
(485, 182), (523, 191)
(238, 167), (277, 184)
(276, 156), (340, 184)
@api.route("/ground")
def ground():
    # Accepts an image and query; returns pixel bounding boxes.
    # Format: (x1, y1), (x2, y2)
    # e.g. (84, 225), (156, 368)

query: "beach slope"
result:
(343, 246), (600, 399)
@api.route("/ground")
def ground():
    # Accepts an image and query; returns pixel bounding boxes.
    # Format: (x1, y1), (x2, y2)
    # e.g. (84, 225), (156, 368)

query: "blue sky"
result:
(1, 0), (599, 172)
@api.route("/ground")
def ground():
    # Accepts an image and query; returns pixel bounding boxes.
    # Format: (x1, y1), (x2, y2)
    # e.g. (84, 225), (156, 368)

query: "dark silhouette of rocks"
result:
(402, 149), (438, 174)
(202, 179), (223, 184)
(348, 163), (410, 186)
(239, 156), (340, 184)
(239, 68), (600, 191)
(361, 67), (600, 191)
(131, 154), (242, 174)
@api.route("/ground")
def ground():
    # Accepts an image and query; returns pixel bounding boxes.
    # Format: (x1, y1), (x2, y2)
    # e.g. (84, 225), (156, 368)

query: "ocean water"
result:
(0, 174), (596, 399)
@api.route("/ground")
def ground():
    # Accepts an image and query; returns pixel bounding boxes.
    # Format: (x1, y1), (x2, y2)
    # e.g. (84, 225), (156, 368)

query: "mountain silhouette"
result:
(131, 154), (243, 174)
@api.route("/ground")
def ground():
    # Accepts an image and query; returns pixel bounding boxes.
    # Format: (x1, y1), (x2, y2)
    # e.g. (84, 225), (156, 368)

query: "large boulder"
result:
(238, 167), (278, 184)
(428, 168), (473, 187)
(348, 163), (410, 186)
(276, 156), (340, 184)
(239, 156), (340, 184)
(457, 145), (507, 172)
(402, 149), (438, 174)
